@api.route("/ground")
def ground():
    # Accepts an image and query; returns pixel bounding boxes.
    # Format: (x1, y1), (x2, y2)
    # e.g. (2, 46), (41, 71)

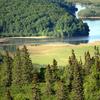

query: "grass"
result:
(25, 42), (100, 66)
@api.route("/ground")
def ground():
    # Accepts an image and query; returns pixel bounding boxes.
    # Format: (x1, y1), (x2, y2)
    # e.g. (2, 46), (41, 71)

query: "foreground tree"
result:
(69, 50), (84, 100)
(21, 45), (33, 83)
(32, 73), (41, 100)
(56, 80), (68, 100)
(5, 88), (13, 100)
(45, 64), (53, 96)
(12, 48), (22, 85)
(3, 51), (12, 87)
(51, 59), (58, 82)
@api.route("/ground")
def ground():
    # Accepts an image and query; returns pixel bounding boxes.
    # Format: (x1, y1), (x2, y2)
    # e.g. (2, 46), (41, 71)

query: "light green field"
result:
(25, 42), (100, 66)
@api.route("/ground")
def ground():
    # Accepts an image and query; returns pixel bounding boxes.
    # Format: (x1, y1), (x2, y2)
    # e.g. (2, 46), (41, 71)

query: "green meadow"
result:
(26, 43), (100, 66)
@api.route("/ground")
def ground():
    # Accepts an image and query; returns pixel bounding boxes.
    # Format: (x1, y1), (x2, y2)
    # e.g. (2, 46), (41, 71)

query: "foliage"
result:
(0, 46), (100, 100)
(0, 0), (89, 37)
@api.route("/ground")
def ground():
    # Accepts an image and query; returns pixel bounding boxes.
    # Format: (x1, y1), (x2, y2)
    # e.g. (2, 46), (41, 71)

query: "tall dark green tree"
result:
(51, 59), (58, 81)
(84, 63), (100, 100)
(84, 51), (93, 75)
(72, 61), (84, 100)
(21, 45), (33, 83)
(3, 51), (12, 87)
(56, 80), (68, 100)
(32, 73), (41, 100)
(45, 64), (53, 96)
(5, 88), (13, 100)
(69, 50), (84, 100)
(94, 46), (100, 71)
(12, 48), (22, 85)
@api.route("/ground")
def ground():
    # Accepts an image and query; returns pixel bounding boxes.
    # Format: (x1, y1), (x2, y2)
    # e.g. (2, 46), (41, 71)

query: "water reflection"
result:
(0, 37), (89, 51)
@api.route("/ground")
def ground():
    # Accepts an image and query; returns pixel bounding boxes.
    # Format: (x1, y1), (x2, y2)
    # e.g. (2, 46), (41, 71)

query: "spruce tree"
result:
(5, 88), (13, 100)
(72, 61), (84, 100)
(84, 64), (100, 100)
(68, 50), (84, 100)
(56, 80), (68, 100)
(45, 64), (53, 96)
(84, 51), (92, 75)
(3, 51), (12, 87)
(94, 46), (100, 71)
(51, 59), (58, 81)
(68, 50), (76, 92)
(21, 45), (33, 83)
(12, 48), (22, 85)
(32, 73), (41, 100)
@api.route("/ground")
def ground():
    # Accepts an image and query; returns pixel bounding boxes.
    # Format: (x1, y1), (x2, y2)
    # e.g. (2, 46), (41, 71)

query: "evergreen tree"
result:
(56, 80), (68, 100)
(12, 48), (22, 85)
(94, 46), (100, 71)
(21, 45), (33, 83)
(67, 50), (76, 92)
(84, 63), (100, 100)
(51, 59), (58, 81)
(72, 61), (84, 100)
(84, 51), (93, 75)
(3, 51), (12, 87)
(69, 50), (84, 100)
(32, 73), (41, 100)
(45, 64), (53, 96)
(5, 88), (13, 100)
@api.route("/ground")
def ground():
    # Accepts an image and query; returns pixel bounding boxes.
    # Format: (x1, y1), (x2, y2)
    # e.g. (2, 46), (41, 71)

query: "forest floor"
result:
(21, 41), (100, 66)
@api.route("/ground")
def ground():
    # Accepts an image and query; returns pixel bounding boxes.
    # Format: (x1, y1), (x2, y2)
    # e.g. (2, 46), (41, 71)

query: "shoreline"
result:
(79, 16), (100, 20)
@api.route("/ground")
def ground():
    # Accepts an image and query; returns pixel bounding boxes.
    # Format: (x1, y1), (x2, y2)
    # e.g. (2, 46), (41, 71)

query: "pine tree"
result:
(84, 51), (93, 75)
(84, 64), (100, 100)
(68, 50), (76, 92)
(51, 59), (58, 81)
(12, 48), (23, 85)
(3, 51), (12, 87)
(21, 45), (33, 83)
(56, 80), (68, 100)
(94, 46), (100, 71)
(45, 64), (53, 96)
(32, 73), (41, 100)
(68, 50), (84, 100)
(5, 88), (13, 100)
(72, 61), (84, 100)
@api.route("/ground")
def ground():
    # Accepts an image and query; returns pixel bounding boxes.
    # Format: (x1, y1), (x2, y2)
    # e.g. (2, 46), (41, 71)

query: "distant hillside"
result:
(0, 0), (89, 37)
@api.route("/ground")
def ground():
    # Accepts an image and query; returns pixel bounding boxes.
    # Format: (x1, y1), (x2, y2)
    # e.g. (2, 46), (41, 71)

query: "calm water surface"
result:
(76, 4), (100, 42)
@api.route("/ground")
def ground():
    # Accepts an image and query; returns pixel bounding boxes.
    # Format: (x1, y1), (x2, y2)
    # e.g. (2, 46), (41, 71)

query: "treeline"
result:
(0, 46), (100, 100)
(0, 0), (89, 37)
(67, 0), (100, 18)
(78, 7), (100, 18)
(67, 0), (100, 5)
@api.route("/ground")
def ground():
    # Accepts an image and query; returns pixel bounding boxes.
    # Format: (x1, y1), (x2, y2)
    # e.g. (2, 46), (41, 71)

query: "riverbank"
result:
(79, 16), (100, 20)
(0, 36), (51, 43)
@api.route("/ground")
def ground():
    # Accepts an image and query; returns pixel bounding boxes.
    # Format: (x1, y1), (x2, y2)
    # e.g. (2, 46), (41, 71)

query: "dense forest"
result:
(0, 0), (89, 37)
(0, 46), (100, 100)
(68, 0), (100, 18)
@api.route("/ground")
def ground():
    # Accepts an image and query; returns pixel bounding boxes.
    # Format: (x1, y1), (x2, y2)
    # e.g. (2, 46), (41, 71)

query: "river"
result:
(0, 4), (100, 51)
(76, 4), (100, 42)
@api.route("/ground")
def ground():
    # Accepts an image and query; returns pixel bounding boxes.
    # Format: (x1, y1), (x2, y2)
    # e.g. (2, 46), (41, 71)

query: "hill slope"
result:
(0, 0), (89, 37)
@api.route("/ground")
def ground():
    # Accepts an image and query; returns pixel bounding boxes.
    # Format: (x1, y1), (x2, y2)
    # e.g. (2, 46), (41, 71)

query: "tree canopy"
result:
(0, 0), (89, 37)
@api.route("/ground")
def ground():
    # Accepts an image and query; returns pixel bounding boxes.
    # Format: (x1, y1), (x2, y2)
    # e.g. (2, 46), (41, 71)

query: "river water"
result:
(0, 4), (100, 51)
(76, 4), (100, 42)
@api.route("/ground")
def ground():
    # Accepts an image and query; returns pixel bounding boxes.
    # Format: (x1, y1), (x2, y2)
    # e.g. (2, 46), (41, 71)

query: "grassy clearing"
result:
(24, 42), (100, 66)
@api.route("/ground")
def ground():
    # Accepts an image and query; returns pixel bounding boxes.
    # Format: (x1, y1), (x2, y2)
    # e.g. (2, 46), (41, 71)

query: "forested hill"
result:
(0, 0), (89, 37)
